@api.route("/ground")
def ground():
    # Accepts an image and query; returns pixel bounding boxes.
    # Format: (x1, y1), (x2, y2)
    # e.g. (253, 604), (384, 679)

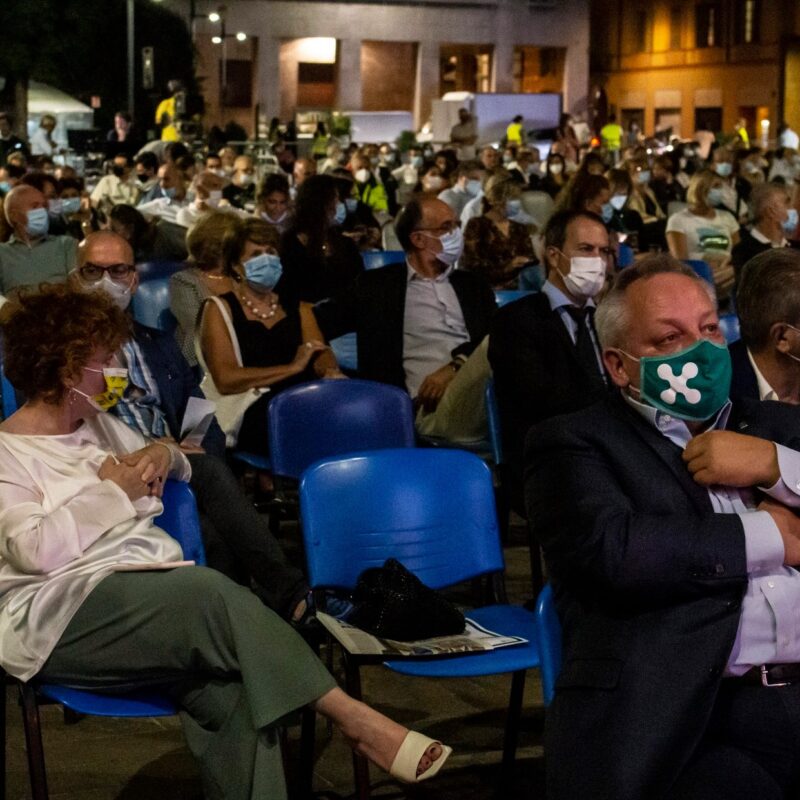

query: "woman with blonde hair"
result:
(169, 211), (243, 366)
(461, 173), (536, 288)
(666, 169), (740, 298)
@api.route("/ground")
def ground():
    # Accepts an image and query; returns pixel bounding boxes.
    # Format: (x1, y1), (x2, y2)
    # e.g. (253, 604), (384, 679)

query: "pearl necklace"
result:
(204, 272), (226, 282)
(241, 290), (278, 320)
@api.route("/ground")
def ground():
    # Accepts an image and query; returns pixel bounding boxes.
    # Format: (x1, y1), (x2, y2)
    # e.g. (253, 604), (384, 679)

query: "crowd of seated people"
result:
(4, 109), (800, 797)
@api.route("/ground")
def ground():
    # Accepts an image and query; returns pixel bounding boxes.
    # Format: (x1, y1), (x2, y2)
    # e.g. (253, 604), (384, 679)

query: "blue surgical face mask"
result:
(506, 199), (522, 217)
(610, 194), (627, 211)
(707, 187), (724, 208)
(714, 162), (733, 178)
(244, 253), (283, 291)
(410, 155), (423, 169)
(783, 208), (799, 234)
(332, 201), (347, 226)
(636, 170), (651, 184)
(162, 186), (177, 200)
(345, 197), (358, 213)
(26, 207), (49, 238)
(601, 202), (614, 223)
(465, 179), (482, 197)
(61, 197), (82, 215)
(0, 181), (10, 194)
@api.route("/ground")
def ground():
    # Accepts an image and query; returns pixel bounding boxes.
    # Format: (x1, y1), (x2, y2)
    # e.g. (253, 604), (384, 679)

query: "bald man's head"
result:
(4, 185), (47, 238)
(73, 232), (138, 307)
(78, 231), (135, 268)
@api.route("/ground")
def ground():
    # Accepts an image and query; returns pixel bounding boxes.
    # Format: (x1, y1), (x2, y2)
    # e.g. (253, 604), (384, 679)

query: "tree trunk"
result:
(0, 73), (29, 140)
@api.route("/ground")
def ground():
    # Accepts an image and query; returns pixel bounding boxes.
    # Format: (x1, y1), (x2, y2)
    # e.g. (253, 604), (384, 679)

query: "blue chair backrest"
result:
(300, 448), (504, 591)
(362, 250), (405, 271)
(534, 584), (562, 706)
(485, 378), (503, 465)
(684, 259), (714, 285)
(131, 277), (177, 333)
(135, 260), (185, 281)
(0, 347), (18, 419)
(517, 264), (544, 291)
(495, 290), (534, 308)
(617, 243), (635, 268)
(268, 379), (415, 479)
(153, 480), (206, 566)
(719, 313), (740, 344)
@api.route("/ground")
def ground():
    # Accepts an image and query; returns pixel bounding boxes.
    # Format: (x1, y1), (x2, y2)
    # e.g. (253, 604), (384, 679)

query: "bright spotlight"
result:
(212, 35), (222, 44)
(236, 32), (247, 41)
(208, 11), (221, 22)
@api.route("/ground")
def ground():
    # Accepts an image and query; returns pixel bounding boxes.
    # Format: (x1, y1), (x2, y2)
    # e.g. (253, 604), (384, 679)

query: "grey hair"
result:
(595, 254), (716, 349)
(749, 182), (790, 224)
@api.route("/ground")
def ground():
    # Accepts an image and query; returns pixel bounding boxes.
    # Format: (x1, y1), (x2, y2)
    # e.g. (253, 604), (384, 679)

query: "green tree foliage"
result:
(0, 0), (195, 136)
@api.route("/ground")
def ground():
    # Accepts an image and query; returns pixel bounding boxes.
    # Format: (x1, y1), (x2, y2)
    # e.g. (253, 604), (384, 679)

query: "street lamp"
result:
(208, 11), (221, 22)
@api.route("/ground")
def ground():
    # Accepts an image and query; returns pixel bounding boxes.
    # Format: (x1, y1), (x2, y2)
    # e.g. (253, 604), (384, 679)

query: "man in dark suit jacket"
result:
(732, 183), (796, 287)
(74, 232), (309, 620)
(315, 196), (496, 442)
(527, 256), (800, 800)
(488, 210), (612, 509)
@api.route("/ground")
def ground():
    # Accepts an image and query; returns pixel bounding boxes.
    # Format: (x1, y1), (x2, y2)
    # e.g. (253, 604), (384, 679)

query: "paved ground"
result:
(3, 520), (546, 800)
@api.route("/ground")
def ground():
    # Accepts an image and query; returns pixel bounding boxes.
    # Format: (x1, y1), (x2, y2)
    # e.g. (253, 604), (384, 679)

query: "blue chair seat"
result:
(385, 604), (538, 677)
(329, 332), (358, 373)
(362, 250), (405, 270)
(35, 684), (177, 717)
(130, 276), (178, 333)
(495, 289), (534, 308)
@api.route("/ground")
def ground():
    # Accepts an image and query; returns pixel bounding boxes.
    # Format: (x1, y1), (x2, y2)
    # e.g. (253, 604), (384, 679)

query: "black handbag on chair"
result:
(347, 558), (466, 641)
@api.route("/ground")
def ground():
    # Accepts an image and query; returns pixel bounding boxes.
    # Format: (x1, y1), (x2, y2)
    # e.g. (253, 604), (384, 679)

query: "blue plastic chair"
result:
(135, 260), (185, 281)
(361, 250), (405, 270)
(534, 584), (562, 707)
(485, 378), (504, 467)
(130, 276), (178, 333)
(299, 448), (540, 795)
(0, 349), (18, 420)
(13, 481), (205, 800)
(719, 313), (741, 344)
(269, 379), (415, 480)
(684, 259), (714, 285)
(617, 242), (635, 268)
(329, 332), (358, 372)
(495, 289), (535, 308)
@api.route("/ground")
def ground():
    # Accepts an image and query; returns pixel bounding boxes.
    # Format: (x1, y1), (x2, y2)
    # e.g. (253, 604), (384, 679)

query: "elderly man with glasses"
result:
(314, 196), (496, 443)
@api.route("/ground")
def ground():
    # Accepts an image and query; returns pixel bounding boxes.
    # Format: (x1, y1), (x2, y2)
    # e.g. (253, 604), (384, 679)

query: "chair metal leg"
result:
(500, 670), (526, 788)
(296, 707), (316, 800)
(0, 676), (6, 800)
(343, 656), (370, 800)
(19, 684), (48, 800)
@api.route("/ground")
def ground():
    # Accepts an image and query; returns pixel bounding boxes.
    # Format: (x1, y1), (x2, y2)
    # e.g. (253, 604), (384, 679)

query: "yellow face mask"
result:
(75, 367), (129, 411)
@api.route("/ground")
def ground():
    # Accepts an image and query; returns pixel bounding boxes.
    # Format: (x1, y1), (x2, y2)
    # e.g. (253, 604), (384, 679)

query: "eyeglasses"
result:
(79, 263), (135, 283)
(415, 220), (461, 236)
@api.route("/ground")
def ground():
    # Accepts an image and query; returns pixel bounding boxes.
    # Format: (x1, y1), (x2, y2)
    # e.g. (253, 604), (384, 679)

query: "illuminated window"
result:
(670, 6), (682, 51)
(695, 3), (722, 48)
(735, 0), (760, 44)
(634, 10), (649, 53)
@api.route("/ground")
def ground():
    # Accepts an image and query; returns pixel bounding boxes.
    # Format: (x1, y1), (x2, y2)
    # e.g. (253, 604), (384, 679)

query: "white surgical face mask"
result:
(237, 172), (254, 187)
(558, 253), (606, 299)
(422, 227), (464, 266)
(465, 179), (482, 197)
(355, 168), (371, 184)
(549, 162), (563, 175)
(96, 273), (134, 311)
(424, 175), (444, 191)
(206, 189), (222, 208)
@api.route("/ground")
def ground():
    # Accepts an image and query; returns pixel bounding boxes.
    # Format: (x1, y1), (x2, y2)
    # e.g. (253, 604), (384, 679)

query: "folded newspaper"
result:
(317, 612), (528, 656)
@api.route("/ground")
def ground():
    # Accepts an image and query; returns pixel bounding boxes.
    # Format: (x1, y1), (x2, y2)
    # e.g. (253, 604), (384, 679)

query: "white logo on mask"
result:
(657, 362), (701, 406)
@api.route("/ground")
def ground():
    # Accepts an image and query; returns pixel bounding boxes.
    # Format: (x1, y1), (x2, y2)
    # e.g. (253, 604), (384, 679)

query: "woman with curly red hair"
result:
(0, 284), (450, 798)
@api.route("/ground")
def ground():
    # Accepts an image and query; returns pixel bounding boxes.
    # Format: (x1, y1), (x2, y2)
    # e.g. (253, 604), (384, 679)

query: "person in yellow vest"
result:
(734, 117), (750, 147)
(600, 113), (624, 164)
(506, 115), (524, 148)
(351, 152), (388, 214)
(155, 80), (182, 142)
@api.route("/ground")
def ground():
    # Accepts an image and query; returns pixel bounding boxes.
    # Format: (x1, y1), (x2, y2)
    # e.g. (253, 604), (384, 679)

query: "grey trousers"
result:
(187, 453), (308, 618)
(39, 567), (336, 800)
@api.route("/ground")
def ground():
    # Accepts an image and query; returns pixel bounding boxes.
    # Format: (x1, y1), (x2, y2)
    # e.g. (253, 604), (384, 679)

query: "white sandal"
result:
(389, 731), (452, 783)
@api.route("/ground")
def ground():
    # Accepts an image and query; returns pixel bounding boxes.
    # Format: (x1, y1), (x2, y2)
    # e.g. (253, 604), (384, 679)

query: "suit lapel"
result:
(607, 395), (713, 513)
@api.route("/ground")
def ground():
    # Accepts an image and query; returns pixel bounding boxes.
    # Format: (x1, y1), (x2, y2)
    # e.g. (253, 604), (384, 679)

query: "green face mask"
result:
(621, 339), (732, 421)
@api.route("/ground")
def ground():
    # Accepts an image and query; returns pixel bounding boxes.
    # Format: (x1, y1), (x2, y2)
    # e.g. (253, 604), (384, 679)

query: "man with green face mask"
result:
(526, 254), (800, 800)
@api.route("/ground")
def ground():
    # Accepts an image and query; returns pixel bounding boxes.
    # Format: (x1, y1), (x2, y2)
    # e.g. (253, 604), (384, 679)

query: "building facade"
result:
(161, 0), (589, 136)
(590, 0), (800, 142)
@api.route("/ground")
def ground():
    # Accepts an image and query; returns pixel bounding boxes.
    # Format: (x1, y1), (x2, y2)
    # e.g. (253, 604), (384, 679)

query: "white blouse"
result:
(0, 413), (191, 680)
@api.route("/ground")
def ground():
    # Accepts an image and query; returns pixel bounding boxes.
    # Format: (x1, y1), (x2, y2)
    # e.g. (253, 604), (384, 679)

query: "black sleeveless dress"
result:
(220, 291), (315, 456)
